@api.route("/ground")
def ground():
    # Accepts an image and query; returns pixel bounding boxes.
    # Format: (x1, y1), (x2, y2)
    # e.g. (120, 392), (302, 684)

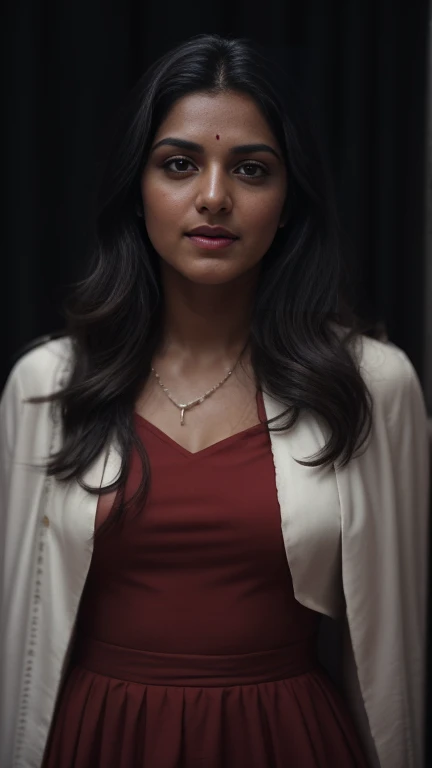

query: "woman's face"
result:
(140, 90), (287, 285)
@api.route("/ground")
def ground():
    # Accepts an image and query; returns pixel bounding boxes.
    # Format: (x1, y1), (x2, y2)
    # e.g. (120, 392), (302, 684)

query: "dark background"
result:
(2, 0), (431, 762)
(2, 1), (430, 388)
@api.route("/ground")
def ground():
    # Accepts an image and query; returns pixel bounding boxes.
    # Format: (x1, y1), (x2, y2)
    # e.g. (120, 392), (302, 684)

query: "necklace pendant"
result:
(180, 407), (185, 426)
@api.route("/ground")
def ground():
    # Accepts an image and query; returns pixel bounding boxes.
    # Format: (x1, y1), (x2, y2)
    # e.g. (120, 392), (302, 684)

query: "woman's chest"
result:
(134, 369), (262, 454)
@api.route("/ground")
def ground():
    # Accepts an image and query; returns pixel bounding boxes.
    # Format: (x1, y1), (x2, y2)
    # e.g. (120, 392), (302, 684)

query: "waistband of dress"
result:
(72, 633), (320, 687)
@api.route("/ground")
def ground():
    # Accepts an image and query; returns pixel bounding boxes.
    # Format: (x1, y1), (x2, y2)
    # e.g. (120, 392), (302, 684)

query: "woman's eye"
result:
(163, 157), (268, 179)
(163, 157), (191, 173)
(239, 163), (268, 179)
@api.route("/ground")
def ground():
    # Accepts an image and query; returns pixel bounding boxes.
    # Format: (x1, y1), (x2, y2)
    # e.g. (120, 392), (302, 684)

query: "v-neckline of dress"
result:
(133, 388), (265, 460)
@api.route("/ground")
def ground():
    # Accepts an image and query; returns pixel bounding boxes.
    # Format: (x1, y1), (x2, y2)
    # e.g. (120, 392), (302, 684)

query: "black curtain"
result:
(2, 0), (430, 387)
(2, 0), (431, 762)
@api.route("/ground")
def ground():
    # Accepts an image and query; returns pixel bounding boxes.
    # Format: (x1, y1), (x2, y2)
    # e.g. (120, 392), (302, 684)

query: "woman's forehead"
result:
(153, 91), (278, 145)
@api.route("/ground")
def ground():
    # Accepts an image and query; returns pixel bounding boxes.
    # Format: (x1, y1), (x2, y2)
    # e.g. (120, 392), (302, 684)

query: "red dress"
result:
(42, 388), (370, 767)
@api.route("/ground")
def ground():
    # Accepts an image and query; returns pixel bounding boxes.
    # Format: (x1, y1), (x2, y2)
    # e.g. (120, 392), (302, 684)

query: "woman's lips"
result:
(186, 234), (237, 250)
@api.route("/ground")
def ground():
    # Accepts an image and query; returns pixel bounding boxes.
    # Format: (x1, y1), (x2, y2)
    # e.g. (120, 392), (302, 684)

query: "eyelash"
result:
(161, 156), (269, 179)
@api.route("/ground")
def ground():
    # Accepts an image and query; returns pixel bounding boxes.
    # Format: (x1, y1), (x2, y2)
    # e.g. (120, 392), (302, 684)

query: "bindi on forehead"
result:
(216, 134), (220, 140)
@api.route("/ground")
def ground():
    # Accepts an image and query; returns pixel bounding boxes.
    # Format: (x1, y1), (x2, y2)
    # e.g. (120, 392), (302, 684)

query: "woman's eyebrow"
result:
(151, 137), (281, 161)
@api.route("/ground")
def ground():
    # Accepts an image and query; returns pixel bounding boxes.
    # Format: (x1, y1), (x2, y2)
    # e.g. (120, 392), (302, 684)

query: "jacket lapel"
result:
(262, 389), (344, 619)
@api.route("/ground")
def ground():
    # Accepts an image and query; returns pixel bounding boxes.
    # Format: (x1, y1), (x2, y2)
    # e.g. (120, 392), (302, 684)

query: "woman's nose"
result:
(194, 167), (233, 214)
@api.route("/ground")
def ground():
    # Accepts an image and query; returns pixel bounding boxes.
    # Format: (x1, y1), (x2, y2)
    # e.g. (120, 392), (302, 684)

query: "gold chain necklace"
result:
(151, 354), (242, 426)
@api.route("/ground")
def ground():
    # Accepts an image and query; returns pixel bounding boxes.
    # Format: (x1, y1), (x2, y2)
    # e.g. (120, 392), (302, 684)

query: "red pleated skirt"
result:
(43, 632), (370, 767)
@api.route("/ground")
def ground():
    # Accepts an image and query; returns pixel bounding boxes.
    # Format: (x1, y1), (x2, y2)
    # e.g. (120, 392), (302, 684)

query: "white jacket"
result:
(0, 333), (429, 768)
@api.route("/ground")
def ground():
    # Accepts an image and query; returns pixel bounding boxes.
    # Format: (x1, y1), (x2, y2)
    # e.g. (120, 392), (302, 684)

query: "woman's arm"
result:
(337, 342), (430, 768)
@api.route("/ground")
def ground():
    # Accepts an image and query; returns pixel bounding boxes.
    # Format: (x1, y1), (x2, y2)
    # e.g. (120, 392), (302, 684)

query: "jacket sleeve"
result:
(0, 361), (25, 487)
(0, 361), (26, 590)
(383, 352), (430, 766)
(0, 361), (27, 760)
(338, 345), (430, 768)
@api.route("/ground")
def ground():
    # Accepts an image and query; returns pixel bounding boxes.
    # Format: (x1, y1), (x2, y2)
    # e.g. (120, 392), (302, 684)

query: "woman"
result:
(0, 34), (429, 768)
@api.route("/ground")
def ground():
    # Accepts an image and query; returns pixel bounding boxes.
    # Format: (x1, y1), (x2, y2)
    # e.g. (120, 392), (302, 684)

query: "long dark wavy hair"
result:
(26, 34), (386, 537)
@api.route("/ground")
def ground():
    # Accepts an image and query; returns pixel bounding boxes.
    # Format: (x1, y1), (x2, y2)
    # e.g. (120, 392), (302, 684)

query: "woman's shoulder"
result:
(356, 332), (415, 382)
(1, 335), (74, 464)
(350, 331), (425, 426)
(4, 333), (73, 400)
(331, 321), (425, 419)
